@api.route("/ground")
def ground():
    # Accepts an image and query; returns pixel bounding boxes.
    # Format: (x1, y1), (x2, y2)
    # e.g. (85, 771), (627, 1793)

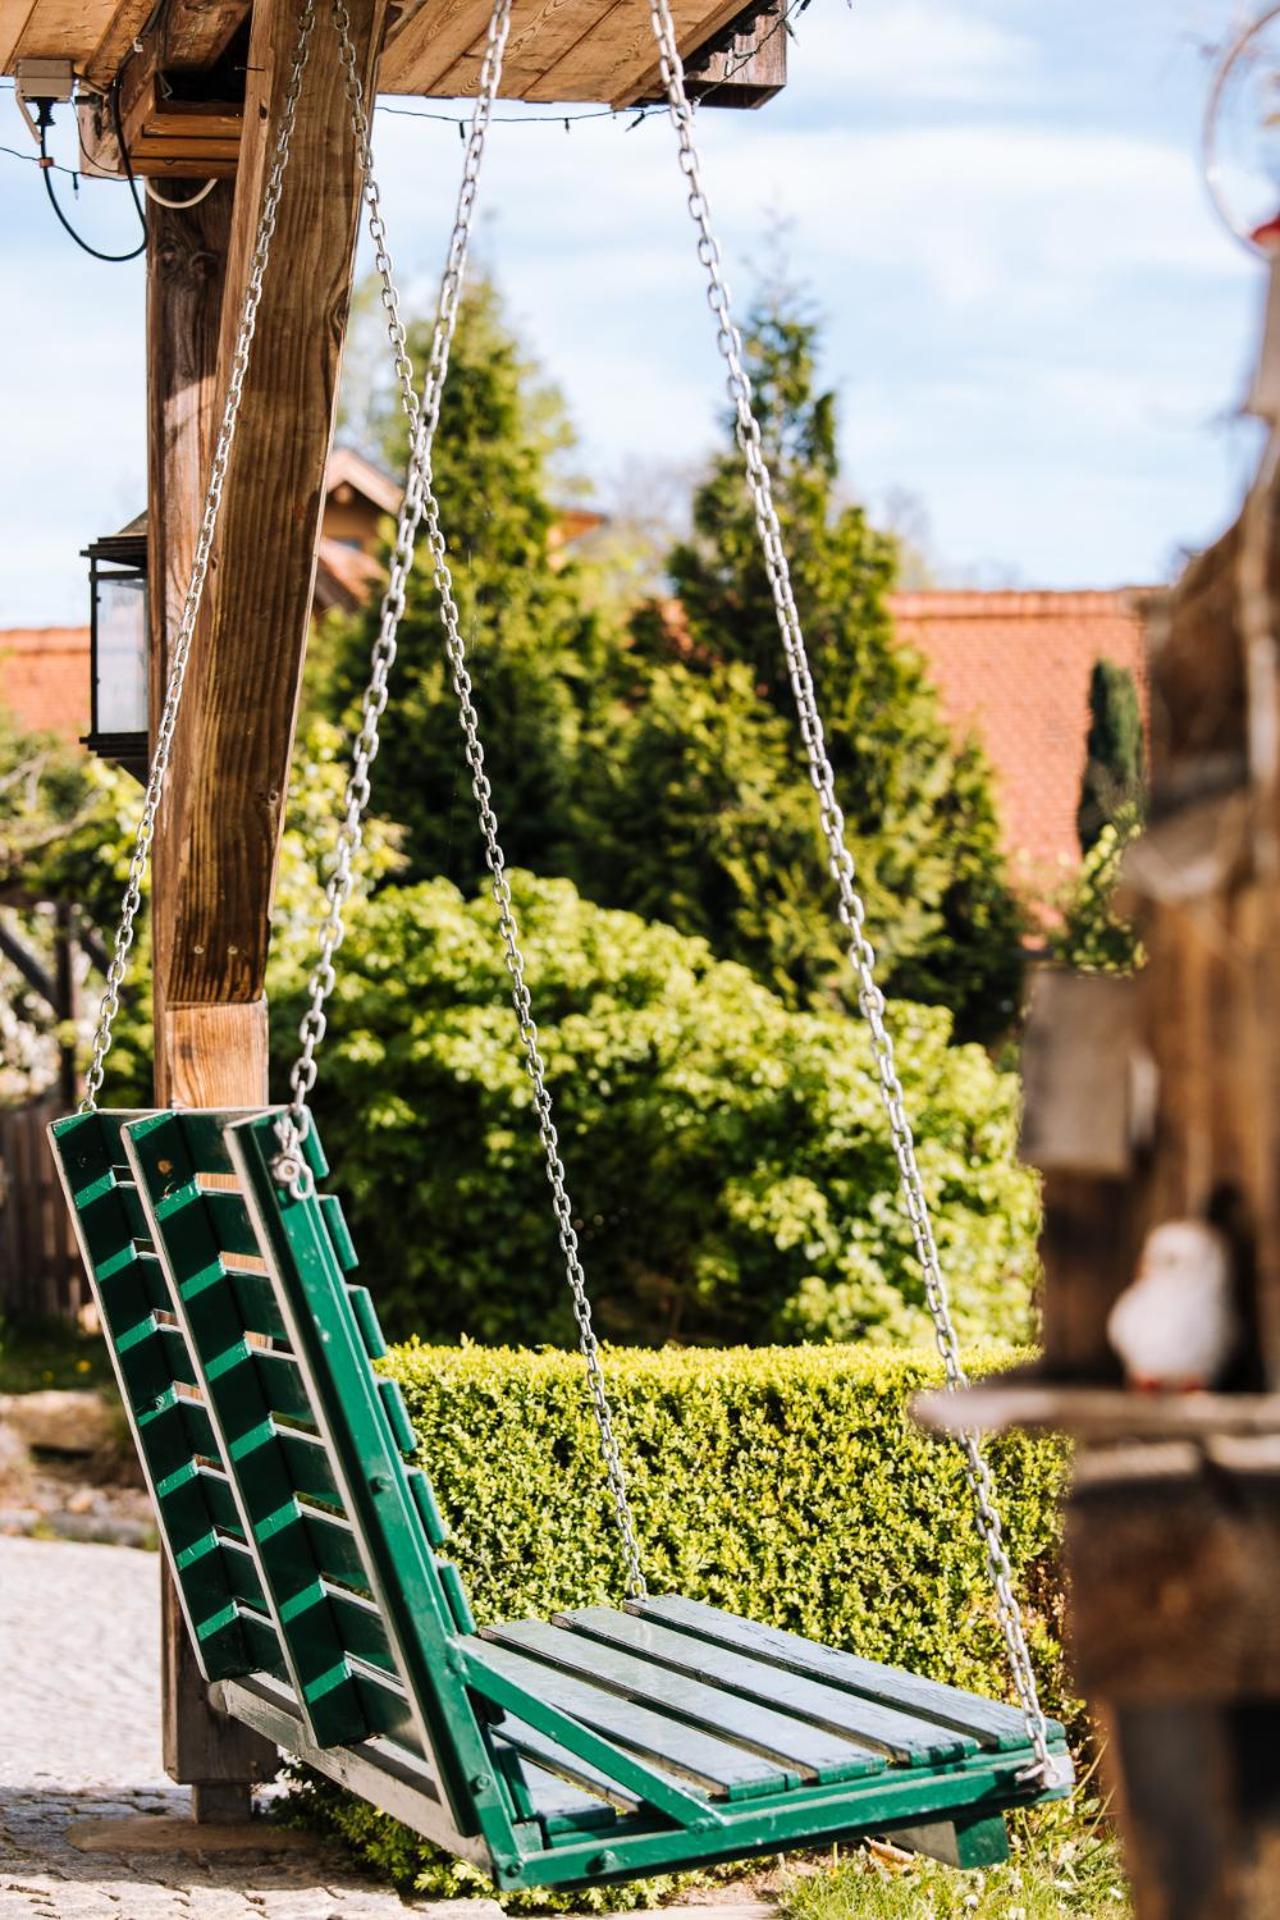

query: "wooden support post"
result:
(145, 0), (386, 1811)
(148, 180), (275, 1812)
(156, 0), (387, 1016)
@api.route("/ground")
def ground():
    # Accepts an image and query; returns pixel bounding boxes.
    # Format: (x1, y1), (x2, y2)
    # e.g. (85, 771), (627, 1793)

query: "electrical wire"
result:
(39, 119), (147, 261)
(143, 173), (218, 207)
(27, 77), (147, 262)
(1, 141), (78, 177)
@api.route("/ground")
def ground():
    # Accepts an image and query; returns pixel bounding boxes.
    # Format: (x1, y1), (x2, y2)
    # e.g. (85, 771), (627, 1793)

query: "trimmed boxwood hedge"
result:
(286, 1341), (1073, 1903)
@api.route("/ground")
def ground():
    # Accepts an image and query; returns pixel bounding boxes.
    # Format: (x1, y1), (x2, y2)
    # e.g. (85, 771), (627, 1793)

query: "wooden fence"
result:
(0, 1094), (85, 1323)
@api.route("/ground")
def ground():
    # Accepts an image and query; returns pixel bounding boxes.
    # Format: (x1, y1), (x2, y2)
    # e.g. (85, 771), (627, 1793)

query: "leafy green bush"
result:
(269, 871), (1041, 1347)
(290, 1341), (1071, 1902)
(1051, 816), (1143, 976)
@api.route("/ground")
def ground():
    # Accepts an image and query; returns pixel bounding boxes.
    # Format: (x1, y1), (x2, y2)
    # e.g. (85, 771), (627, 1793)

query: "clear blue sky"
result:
(0, 0), (1266, 624)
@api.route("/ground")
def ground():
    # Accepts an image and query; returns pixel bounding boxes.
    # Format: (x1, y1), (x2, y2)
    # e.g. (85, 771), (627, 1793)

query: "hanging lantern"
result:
(82, 515), (148, 782)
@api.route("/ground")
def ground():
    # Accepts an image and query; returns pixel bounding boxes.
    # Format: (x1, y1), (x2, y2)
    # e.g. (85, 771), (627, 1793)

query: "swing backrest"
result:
(49, 1106), (506, 1845)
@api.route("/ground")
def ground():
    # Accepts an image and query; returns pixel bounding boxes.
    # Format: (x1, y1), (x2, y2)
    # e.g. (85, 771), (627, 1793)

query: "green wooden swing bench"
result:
(50, 1102), (1070, 1890)
(51, 0), (1071, 1888)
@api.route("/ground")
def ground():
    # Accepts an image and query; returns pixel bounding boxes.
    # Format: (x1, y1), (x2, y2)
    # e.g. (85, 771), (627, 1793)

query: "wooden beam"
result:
(597, 0), (750, 108)
(154, 0), (388, 1013)
(149, 0), (250, 68)
(148, 184), (235, 940)
(1097, 1699), (1280, 1919)
(86, 0), (249, 88)
(380, 0), (492, 94)
(0, 0), (38, 69)
(146, 178), (276, 1803)
(83, 0), (151, 86)
(1068, 1446), (1280, 1702)
(79, 82), (243, 181)
(634, 0), (788, 109)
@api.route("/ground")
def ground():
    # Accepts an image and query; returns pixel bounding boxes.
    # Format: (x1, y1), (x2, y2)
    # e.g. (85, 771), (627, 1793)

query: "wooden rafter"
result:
(6, 0), (789, 109)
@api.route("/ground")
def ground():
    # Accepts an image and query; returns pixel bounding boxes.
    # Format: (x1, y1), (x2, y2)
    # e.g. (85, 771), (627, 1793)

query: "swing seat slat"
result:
(50, 1106), (1072, 1890)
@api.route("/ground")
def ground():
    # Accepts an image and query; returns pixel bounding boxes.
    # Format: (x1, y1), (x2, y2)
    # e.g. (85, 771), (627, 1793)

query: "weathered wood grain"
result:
(8, 0), (78, 60)
(0, 2), (36, 69)
(631, 0), (787, 107)
(82, 0), (149, 85)
(156, 0), (387, 1010)
(147, 179), (234, 1055)
(153, 0), (250, 68)
(379, 0), (495, 93)
(8, 0), (789, 105)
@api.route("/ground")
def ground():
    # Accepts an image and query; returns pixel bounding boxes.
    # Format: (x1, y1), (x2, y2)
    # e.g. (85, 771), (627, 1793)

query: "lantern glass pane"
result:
(95, 573), (148, 735)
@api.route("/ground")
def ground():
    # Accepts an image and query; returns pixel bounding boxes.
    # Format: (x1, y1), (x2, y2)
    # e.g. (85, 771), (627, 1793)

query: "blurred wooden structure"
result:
(923, 265), (1280, 1917)
(0, 905), (84, 1322)
(0, 1094), (83, 1321)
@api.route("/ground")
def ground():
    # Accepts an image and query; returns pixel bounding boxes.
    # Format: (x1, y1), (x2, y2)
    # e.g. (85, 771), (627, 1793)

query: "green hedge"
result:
(289, 1342), (1072, 1903)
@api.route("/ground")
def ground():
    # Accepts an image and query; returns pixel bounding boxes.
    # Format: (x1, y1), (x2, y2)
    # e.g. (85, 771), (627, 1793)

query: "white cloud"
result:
(793, 0), (1036, 104)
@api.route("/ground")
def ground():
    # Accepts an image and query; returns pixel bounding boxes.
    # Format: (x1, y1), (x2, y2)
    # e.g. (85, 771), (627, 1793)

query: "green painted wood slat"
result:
(558, 1609), (973, 1766)
(634, 1599), (1065, 1754)
(226, 1110), (520, 1868)
(125, 1110), (373, 1748)
(486, 1620), (885, 1784)
(47, 1111), (267, 1685)
(470, 1641), (793, 1800)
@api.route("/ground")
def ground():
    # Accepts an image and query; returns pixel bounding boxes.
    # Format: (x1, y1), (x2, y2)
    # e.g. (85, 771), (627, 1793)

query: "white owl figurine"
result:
(1107, 1220), (1239, 1392)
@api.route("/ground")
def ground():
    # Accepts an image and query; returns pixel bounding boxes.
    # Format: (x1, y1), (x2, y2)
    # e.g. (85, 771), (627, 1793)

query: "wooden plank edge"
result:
(913, 1382), (1280, 1440)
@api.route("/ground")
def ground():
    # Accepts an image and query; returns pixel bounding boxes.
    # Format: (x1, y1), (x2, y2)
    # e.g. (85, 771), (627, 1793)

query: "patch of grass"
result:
(779, 1803), (1130, 1920)
(0, 1318), (112, 1396)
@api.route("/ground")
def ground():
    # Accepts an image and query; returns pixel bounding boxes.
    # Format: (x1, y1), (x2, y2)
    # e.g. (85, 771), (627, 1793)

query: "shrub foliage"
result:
(268, 871), (1041, 1348)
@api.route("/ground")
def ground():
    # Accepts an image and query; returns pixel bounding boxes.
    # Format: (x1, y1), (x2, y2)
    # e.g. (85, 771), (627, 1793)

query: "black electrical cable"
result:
(36, 86), (147, 264)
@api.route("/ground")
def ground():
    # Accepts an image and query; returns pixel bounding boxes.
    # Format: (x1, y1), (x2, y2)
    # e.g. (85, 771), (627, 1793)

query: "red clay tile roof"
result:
(0, 627), (90, 741)
(1, 590), (1157, 908)
(888, 588), (1154, 890)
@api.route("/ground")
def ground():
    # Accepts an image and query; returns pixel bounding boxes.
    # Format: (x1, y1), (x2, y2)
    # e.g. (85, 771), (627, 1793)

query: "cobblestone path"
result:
(0, 1535), (439, 1917)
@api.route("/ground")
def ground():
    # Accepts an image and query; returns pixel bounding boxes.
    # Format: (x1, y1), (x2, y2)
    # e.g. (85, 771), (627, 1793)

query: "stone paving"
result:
(0, 1535), (444, 1917)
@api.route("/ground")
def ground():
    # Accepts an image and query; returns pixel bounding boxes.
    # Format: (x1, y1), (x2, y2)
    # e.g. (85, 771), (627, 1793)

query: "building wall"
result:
(889, 588), (1152, 893)
(0, 628), (90, 740)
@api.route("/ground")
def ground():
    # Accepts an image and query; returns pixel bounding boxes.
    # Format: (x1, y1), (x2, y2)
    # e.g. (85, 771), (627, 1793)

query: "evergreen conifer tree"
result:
(1077, 658), (1146, 853)
(326, 274), (608, 887)
(580, 283), (1026, 1042)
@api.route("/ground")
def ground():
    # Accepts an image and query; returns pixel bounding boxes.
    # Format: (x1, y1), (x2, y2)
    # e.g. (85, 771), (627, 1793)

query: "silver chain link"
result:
(278, 0), (649, 1599)
(80, 0), (319, 1112)
(646, 0), (1061, 1785)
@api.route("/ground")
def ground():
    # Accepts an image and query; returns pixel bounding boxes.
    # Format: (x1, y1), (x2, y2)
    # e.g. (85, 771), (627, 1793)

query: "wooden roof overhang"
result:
(2, 0), (784, 181)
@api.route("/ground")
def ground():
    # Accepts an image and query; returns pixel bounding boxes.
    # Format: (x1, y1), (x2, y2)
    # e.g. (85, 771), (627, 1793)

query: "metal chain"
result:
(80, 0), (319, 1112)
(278, 0), (649, 1599)
(646, 0), (1061, 1785)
